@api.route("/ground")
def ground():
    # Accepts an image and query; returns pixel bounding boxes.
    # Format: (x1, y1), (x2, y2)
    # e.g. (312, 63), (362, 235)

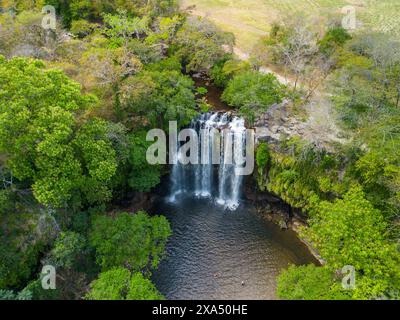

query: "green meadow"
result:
(181, 0), (400, 52)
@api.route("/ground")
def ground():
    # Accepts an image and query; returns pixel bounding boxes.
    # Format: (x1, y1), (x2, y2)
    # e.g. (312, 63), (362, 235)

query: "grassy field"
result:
(180, 0), (400, 52)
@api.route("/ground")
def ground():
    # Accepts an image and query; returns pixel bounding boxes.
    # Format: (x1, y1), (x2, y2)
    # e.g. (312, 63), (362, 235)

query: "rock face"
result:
(254, 100), (307, 145)
(248, 190), (325, 264)
(254, 197), (309, 232)
(254, 97), (347, 152)
(256, 204), (290, 230)
(244, 176), (292, 230)
(243, 177), (281, 203)
(112, 192), (157, 215)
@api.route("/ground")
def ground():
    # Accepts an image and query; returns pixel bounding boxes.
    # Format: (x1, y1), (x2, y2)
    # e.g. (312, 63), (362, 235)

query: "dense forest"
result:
(0, 0), (399, 300)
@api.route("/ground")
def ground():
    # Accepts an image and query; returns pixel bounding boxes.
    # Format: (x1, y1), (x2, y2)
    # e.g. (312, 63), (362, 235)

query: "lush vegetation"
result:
(90, 212), (171, 273)
(85, 268), (165, 300)
(252, 16), (400, 300)
(0, 0), (233, 300)
(1, 0), (399, 301)
(221, 71), (285, 125)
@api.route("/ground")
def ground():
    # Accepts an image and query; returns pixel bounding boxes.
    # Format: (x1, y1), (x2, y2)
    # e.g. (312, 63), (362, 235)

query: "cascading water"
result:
(168, 112), (247, 211)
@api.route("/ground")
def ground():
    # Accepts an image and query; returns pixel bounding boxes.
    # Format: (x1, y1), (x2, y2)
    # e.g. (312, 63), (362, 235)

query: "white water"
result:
(169, 112), (247, 211)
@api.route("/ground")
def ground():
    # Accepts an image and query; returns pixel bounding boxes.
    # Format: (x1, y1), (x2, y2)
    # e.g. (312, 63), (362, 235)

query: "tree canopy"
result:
(86, 268), (164, 300)
(90, 212), (172, 273)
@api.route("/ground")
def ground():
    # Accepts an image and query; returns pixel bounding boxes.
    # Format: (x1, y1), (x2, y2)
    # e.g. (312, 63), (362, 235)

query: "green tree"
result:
(86, 268), (164, 300)
(0, 288), (32, 300)
(173, 16), (235, 73)
(256, 143), (271, 169)
(70, 19), (99, 38)
(0, 220), (48, 289)
(73, 118), (119, 205)
(119, 68), (197, 129)
(210, 56), (250, 88)
(222, 71), (284, 124)
(303, 186), (400, 299)
(90, 212), (172, 273)
(222, 71), (284, 109)
(318, 26), (351, 55)
(0, 57), (123, 208)
(103, 9), (150, 47)
(86, 267), (131, 300)
(277, 265), (350, 300)
(45, 0), (148, 27)
(0, 57), (88, 207)
(126, 272), (164, 300)
(46, 231), (86, 269)
(128, 134), (162, 193)
(0, 190), (14, 217)
(0, 243), (35, 289)
(256, 142), (271, 186)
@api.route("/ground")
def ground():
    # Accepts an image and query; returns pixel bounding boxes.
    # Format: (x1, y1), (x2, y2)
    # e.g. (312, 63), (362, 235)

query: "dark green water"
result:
(151, 196), (317, 300)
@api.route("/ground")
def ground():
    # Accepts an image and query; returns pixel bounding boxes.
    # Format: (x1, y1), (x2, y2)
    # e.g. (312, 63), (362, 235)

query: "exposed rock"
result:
(278, 220), (289, 230)
(111, 192), (158, 215)
(257, 204), (289, 229)
(254, 94), (348, 153)
(254, 100), (304, 145)
(253, 194), (325, 263)
(290, 218), (307, 234)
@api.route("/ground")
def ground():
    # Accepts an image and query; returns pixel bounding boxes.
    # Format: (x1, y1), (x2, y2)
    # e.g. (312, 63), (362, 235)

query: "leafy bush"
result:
(0, 289), (32, 301)
(256, 143), (271, 186)
(221, 71), (285, 124)
(210, 56), (250, 88)
(70, 19), (98, 38)
(0, 206), (51, 289)
(319, 26), (351, 55)
(119, 69), (197, 130)
(22, 278), (60, 300)
(222, 71), (284, 109)
(256, 143), (271, 169)
(0, 57), (126, 208)
(86, 268), (131, 300)
(127, 273), (165, 300)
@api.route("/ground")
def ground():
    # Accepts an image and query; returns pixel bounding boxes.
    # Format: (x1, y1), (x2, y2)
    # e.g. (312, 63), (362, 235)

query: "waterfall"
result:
(168, 148), (183, 203)
(168, 112), (247, 211)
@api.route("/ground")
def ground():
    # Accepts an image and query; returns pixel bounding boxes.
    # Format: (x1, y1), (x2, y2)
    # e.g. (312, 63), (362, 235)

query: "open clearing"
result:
(180, 0), (400, 52)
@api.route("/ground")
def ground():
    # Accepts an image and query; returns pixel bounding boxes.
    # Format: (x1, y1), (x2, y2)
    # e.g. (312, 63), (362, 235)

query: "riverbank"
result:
(244, 179), (324, 265)
(151, 191), (319, 299)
